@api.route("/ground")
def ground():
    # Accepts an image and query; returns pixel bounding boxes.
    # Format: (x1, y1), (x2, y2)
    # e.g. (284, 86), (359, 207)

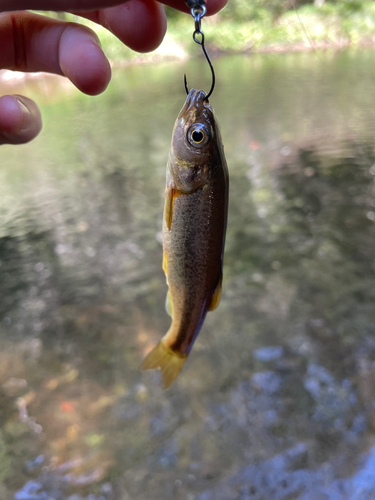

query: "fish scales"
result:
(141, 89), (229, 388)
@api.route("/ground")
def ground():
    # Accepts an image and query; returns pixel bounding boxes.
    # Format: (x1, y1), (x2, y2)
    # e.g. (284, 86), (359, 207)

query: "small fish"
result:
(141, 89), (229, 388)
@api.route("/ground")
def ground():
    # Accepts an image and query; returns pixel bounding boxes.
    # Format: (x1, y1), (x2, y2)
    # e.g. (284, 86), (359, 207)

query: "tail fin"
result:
(141, 341), (187, 389)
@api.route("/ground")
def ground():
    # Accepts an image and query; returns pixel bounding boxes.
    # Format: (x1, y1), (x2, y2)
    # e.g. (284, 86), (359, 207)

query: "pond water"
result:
(1, 48), (375, 500)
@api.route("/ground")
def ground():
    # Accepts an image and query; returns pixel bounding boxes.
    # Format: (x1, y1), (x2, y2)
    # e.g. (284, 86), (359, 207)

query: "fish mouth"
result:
(179, 89), (212, 121)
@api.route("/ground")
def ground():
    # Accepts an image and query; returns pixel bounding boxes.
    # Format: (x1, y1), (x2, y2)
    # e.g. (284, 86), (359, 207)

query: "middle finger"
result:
(73, 0), (167, 53)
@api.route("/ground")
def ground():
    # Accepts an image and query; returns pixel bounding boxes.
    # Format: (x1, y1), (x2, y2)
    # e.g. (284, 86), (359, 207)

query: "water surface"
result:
(1, 49), (375, 500)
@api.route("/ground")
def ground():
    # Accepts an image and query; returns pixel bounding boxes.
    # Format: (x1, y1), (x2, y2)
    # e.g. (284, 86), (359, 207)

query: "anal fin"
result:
(165, 290), (174, 317)
(162, 251), (167, 277)
(209, 274), (222, 311)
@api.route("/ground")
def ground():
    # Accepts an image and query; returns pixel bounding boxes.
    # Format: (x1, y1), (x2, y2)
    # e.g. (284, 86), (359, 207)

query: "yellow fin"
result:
(164, 184), (174, 231)
(162, 251), (167, 276)
(141, 341), (187, 389)
(209, 274), (222, 311)
(165, 290), (174, 317)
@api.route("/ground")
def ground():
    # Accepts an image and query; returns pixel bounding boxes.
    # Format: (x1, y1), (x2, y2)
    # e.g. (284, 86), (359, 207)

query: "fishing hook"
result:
(184, 0), (216, 101)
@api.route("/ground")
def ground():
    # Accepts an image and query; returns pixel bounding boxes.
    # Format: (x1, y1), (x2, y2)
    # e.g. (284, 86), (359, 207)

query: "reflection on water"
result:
(1, 49), (375, 499)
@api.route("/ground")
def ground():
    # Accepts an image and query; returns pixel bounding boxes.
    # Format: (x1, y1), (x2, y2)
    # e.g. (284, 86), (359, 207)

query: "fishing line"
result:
(290, 0), (322, 61)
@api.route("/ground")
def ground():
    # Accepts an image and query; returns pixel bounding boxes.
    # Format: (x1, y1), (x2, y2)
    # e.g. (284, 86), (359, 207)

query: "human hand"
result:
(0, 0), (227, 145)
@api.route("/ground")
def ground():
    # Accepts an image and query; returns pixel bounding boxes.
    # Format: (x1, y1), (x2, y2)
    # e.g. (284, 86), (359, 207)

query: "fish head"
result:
(169, 89), (218, 193)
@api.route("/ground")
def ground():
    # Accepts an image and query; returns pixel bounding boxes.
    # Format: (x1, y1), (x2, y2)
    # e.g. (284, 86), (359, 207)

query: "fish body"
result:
(142, 89), (229, 388)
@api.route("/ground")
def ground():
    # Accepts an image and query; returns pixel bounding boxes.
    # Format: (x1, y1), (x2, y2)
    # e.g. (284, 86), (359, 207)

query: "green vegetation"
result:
(35, 0), (375, 64)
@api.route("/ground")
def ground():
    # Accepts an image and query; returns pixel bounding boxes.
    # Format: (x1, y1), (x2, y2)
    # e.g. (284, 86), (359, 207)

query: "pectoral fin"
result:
(164, 184), (174, 231)
(209, 274), (222, 311)
(164, 185), (183, 231)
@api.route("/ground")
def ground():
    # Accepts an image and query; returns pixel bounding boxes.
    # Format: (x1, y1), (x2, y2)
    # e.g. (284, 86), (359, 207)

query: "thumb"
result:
(0, 95), (42, 145)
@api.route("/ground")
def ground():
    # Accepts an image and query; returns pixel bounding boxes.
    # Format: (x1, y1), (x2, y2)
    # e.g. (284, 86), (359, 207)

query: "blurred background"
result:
(34, 0), (375, 59)
(1, 1), (375, 499)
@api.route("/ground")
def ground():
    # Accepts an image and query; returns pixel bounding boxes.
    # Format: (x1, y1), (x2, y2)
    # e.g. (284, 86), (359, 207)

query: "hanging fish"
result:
(141, 87), (228, 388)
(141, 0), (228, 388)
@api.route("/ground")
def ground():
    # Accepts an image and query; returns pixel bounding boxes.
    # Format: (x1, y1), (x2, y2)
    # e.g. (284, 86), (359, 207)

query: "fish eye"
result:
(187, 124), (211, 148)
(192, 130), (204, 143)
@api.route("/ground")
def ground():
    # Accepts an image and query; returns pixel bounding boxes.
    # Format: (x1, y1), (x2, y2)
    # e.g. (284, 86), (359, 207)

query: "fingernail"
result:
(15, 98), (33, 132)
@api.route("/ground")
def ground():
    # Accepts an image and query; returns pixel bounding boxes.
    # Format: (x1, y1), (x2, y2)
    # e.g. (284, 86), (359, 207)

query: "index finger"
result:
(0, 0), (227, 15)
